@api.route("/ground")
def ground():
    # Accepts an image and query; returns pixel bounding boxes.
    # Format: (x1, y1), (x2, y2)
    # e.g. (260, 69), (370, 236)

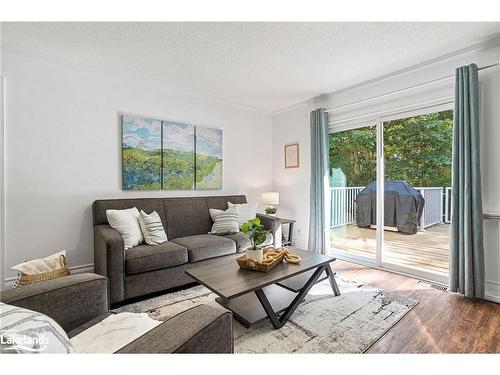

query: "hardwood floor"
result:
(332, 259), (500, 353)
(331, 223), (450, 274)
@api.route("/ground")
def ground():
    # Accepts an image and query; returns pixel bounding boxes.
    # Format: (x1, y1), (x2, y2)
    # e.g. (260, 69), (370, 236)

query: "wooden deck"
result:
(331, 223), (450, 275)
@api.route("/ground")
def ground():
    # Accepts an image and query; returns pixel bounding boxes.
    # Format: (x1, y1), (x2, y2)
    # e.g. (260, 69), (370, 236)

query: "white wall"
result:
(272, 104), (313, 250)
(0, 45), (273, 286)
(0, 24), (5, 287)
(272, 41), (500, 302)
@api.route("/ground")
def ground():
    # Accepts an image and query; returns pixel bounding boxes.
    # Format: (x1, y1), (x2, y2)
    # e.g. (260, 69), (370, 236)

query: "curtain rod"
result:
(328, 96), (454, 126)
(325, 61), (500, 114)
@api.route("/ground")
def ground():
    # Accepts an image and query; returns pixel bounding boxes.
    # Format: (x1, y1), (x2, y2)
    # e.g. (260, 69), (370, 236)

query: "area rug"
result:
(114, 277), (417, 353)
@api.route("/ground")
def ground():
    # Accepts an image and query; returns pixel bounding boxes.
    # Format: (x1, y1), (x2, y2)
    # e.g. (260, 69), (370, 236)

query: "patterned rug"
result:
(114, 277), (417, 353)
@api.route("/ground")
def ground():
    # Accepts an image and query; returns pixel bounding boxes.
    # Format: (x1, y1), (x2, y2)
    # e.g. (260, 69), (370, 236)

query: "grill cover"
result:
(356, 180), (425, 234)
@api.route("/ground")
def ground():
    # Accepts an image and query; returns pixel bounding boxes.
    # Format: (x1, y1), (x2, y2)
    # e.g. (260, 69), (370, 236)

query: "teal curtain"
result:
(449, 63), (485, 298)
(308, 108), (330, 254)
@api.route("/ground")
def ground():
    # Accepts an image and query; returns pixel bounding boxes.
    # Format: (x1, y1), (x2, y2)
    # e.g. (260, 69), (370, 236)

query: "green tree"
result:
(329, 110), (453, 188)
(329, 125), (376, 186)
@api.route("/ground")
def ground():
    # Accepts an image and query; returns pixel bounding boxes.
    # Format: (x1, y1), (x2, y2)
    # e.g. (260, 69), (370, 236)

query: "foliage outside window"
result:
(328, 110), (453, 188)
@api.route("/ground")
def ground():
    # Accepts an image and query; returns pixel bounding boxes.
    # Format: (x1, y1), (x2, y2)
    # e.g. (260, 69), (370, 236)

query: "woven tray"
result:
(237, 248), (287, 273)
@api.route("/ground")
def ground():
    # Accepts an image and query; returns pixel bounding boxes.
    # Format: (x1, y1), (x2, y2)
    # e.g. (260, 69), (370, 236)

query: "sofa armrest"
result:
(94, 224), (125, 304)
(117, 304), (233, 354)
(0, 273), (109, 333)
(257, 213), (282, 247)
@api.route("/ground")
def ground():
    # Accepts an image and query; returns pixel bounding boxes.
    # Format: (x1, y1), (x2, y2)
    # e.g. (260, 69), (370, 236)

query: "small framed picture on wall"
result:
(284, 143), (299, 168)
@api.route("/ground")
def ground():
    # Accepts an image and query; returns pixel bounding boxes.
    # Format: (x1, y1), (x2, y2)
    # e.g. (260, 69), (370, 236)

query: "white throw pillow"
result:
(0, 302), (75, 354)
(11, 250), (66, 275)
(106, 207), (143, 250)
(138, 210), (168, 245)
(227, 202), (258, 227)
(209, 208), (239, 235)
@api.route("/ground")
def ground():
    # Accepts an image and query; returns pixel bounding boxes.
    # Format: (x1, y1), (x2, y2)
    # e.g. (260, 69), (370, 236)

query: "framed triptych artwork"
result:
(122, 114), (223, 190)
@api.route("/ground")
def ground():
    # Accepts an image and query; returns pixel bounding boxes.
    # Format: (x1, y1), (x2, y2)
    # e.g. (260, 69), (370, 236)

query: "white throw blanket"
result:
(70, 313), (161, 353)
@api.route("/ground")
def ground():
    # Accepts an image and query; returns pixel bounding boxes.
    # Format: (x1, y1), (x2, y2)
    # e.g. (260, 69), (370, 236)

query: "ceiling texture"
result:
(2, 22), (499, 112)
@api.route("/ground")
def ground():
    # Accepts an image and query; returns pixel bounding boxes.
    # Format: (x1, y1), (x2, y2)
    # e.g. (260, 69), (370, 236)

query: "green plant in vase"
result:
(241, 218), (268, 250)
(265, 206), (277, 215)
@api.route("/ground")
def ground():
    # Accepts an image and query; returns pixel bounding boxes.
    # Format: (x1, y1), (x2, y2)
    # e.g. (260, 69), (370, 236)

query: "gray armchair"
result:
(0, 273), (234, 353)
(0, 273), (110, 333)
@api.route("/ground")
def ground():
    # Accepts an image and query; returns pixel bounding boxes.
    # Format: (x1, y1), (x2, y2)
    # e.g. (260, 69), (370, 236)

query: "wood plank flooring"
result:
(333, 260), (500, 353)
(331, 224), (450, 274)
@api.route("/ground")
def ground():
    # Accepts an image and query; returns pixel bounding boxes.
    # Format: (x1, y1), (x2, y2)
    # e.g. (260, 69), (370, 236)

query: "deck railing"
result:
(330, 186), (451, 229)
(330, 187), (364, 228)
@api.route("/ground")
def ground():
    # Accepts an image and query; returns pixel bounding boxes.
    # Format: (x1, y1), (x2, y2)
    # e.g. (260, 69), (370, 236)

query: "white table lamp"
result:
(262, 192), (280, 215)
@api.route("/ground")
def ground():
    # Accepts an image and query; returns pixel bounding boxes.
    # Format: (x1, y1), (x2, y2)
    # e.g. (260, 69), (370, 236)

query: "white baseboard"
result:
(3, 263), (95, 290)
(485, 280), (500, 303)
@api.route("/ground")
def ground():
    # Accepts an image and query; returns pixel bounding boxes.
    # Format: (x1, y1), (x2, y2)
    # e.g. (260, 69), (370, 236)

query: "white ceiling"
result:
(2, 22), (499, 112)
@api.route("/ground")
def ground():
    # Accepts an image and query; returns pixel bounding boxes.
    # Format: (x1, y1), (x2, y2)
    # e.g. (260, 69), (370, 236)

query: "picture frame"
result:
(284, 143), (299, 168)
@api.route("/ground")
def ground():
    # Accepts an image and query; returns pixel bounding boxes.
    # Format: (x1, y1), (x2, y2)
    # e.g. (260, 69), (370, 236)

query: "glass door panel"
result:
(328, 123), (377, 265)
(381, 110), (452, 283)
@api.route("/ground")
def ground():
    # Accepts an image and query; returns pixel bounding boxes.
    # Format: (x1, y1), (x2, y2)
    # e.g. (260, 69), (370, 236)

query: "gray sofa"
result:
(93, 195), (280, 305)
(0, 273), (233, 353)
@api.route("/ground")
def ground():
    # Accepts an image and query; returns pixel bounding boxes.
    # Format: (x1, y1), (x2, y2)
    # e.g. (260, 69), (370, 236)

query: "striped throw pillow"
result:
(138, 210), (168, 245)
(209, 208), (239, 235)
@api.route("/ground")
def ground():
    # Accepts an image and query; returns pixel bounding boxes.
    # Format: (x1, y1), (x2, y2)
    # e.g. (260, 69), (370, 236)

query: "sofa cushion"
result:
(223, 232), (274, 253)
(163, 198), (211, 239)
(206, 195), (247, 211)
(93, 198), (167, 227)
(125, 242), (188, 275)
(223, 232), (251, 252)
(171, 234), (236, 263)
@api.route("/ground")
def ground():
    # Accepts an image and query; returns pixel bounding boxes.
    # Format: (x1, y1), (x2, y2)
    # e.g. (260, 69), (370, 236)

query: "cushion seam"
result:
(126, 259), (187, 273)
(126, 250), (187, 260)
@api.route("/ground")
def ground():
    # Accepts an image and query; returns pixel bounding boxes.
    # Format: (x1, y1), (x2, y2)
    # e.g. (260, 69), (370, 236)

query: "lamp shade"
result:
(261, 192), (280, 205)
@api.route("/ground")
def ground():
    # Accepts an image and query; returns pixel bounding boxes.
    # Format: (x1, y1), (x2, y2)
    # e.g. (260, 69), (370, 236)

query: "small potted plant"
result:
(241, 218), (268, 263)
(265, 206), (277, 215)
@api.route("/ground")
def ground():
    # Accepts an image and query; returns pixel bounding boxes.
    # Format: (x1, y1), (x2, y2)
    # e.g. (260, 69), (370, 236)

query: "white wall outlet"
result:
(295, 228), (302, 239)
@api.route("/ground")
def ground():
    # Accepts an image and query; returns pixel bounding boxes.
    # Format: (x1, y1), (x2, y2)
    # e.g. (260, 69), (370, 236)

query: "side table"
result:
(257, 213), (296, 247)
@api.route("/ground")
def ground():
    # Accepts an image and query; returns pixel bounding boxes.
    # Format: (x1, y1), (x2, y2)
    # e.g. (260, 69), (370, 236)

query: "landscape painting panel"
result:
(162, 121), (195, 190)
(122, 114), (161, 190)
(195, 126), (223, 189)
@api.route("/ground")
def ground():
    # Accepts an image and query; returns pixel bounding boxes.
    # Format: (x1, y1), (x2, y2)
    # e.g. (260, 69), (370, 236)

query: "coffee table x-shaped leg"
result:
(255, 263), (340, 329)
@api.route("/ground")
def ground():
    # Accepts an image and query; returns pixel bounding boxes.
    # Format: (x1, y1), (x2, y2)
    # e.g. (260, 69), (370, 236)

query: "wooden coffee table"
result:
(185, 248), (340, 329)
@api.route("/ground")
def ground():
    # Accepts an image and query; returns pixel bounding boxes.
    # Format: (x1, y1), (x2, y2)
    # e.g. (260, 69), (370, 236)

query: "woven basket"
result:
(14, 255), (70, 288)
(237, 247), (287, 273)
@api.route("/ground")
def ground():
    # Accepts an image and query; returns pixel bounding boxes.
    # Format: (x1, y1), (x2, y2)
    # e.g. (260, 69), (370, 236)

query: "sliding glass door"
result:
(328, 106), (452, 284)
